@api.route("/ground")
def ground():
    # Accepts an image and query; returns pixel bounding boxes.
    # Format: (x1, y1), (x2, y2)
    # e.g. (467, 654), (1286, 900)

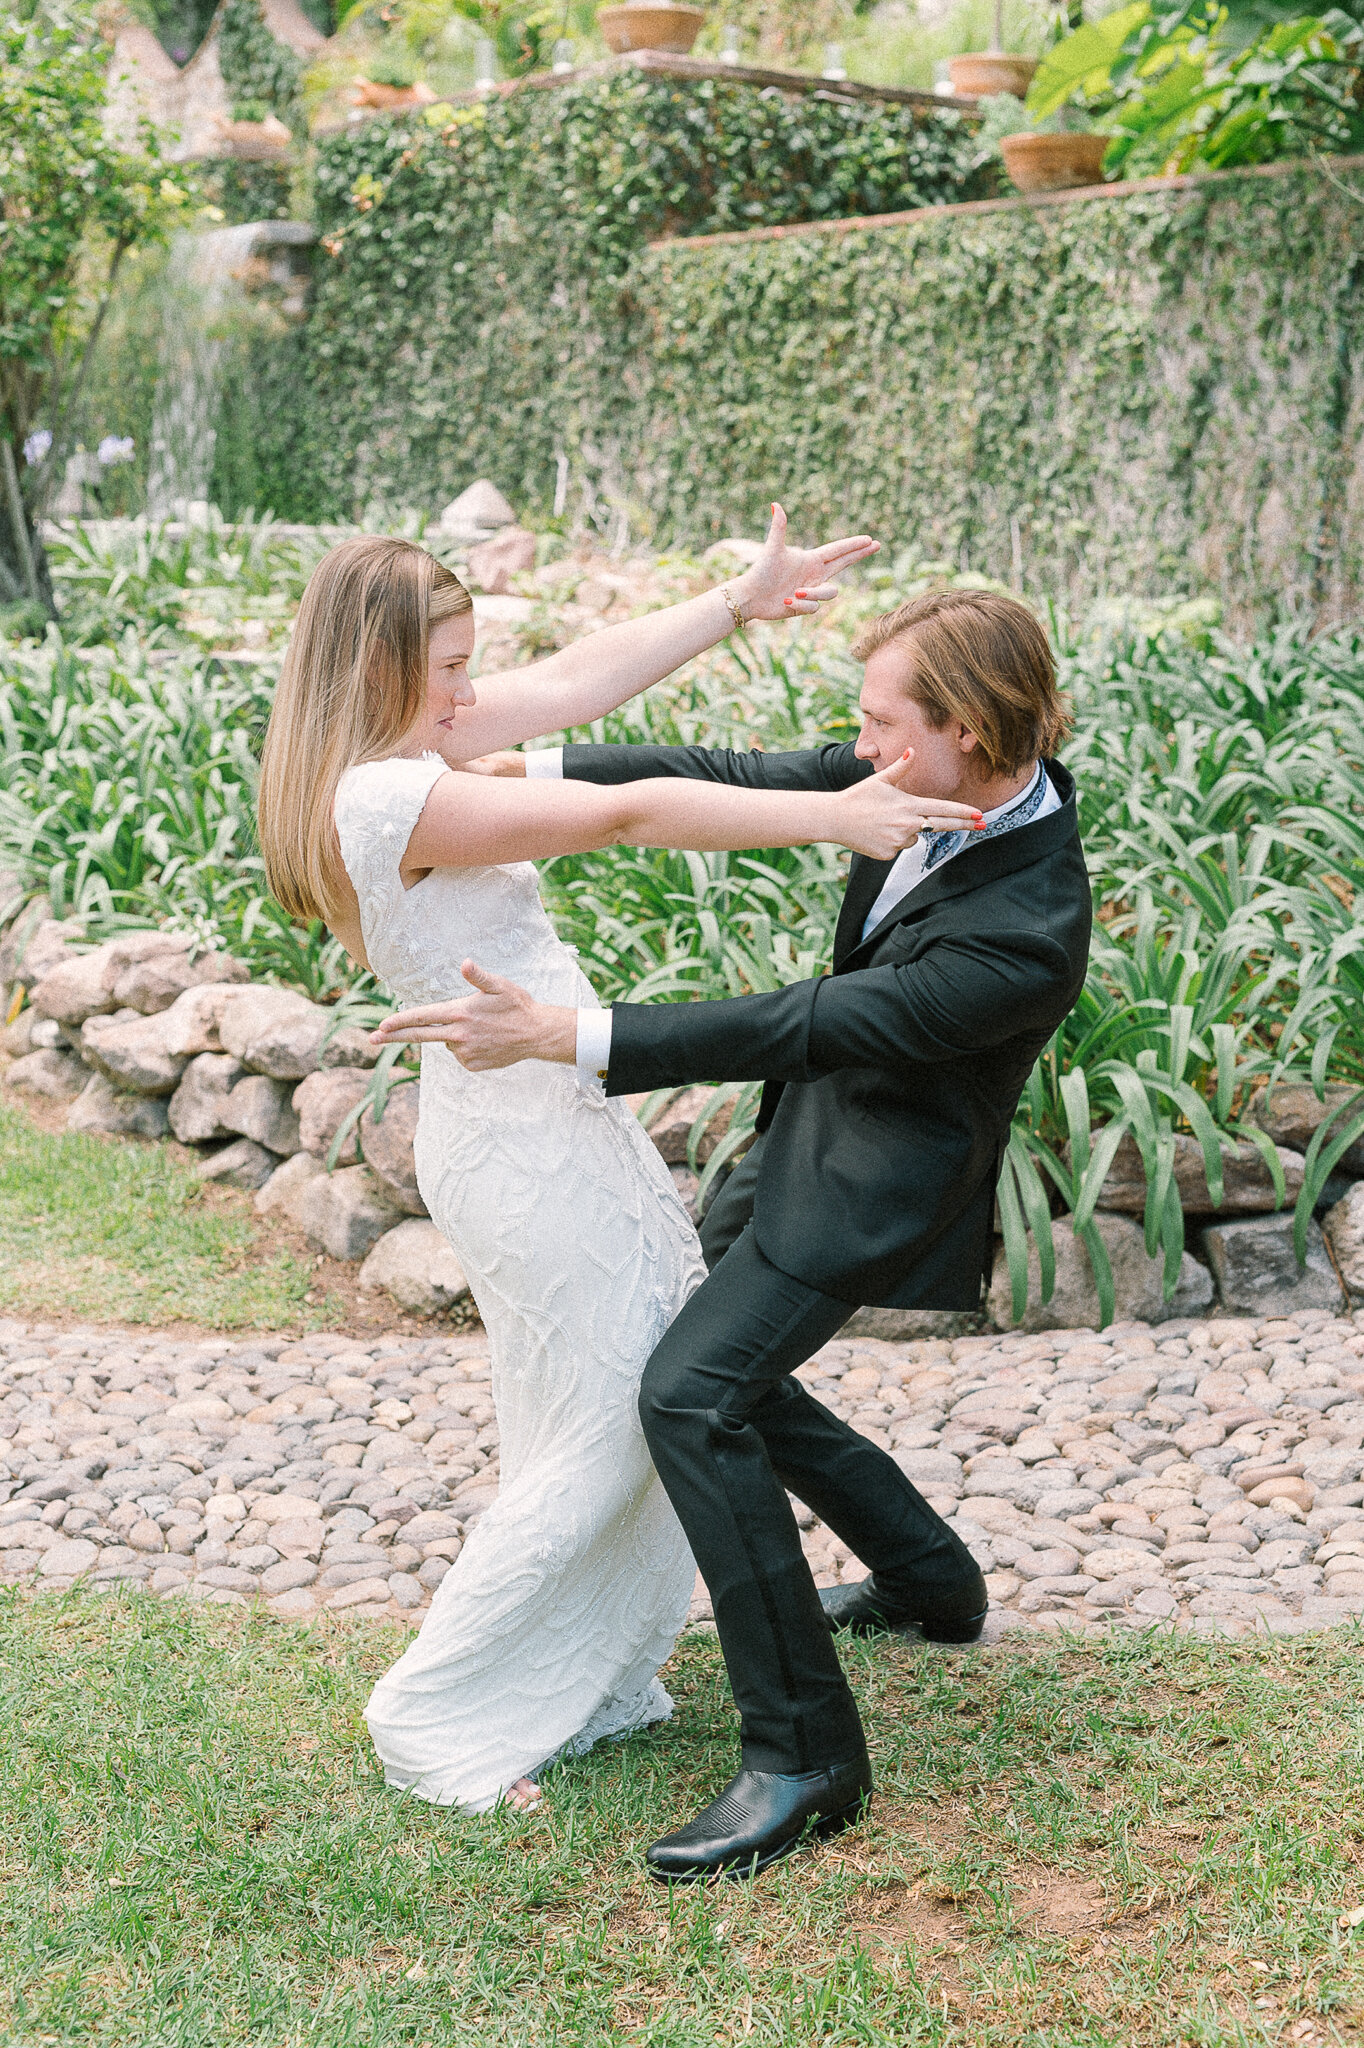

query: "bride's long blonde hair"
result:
(258, 536), (472, 924)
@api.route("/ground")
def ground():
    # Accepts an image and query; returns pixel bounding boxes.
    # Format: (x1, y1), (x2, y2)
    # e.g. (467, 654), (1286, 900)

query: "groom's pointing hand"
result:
(370, 960), (578, 1072)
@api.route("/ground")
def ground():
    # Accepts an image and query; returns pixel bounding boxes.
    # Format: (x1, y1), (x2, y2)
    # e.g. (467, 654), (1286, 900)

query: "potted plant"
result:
(948, 0), (1037, 100)
(596, 3), (707, 54)
(973, 91), (1110, 192)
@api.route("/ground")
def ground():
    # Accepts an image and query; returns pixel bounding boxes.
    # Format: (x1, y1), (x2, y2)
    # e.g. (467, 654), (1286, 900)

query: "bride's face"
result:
(402, 613), (478, 755)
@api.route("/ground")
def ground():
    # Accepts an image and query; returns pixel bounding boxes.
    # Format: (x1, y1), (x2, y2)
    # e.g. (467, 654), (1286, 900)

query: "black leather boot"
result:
(646, 1753), (873, 1883)
(820, 1567), (988, 1644)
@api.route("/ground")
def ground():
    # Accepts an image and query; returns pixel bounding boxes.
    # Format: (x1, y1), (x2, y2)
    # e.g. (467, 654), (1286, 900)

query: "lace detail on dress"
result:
(333, 755), (705, 1812)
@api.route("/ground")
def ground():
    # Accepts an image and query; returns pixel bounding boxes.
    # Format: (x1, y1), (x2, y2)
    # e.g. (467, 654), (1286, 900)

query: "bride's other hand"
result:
(833, 750), (985, 860)
(371, 960), (574, 1071)
(457, 751), (527, 777)
(730, 502), (879, 622)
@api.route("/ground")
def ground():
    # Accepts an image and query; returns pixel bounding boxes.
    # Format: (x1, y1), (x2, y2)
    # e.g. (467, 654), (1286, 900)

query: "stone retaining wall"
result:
(4, 895), (1363, 1331)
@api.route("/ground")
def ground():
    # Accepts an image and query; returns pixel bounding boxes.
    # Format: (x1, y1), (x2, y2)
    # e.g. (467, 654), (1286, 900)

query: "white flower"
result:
(97, 435), (136, 466)
(23, 430), (51, 465)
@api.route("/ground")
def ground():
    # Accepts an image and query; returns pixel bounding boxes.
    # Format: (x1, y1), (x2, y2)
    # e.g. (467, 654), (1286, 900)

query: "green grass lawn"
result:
(4, 1594), (1364, 2046)
(0, 1102), (325, 1329)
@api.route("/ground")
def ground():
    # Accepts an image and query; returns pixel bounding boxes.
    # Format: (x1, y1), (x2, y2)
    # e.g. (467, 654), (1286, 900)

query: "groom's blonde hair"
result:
(258, 536), (471, 925)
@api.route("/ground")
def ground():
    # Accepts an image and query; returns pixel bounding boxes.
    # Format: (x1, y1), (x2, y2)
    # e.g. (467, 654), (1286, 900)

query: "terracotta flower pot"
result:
(947, 53), (1038, 99)
(349, 77), (439, 109)
(999, 130), (1110, 192)
(597, 3), (706, 54)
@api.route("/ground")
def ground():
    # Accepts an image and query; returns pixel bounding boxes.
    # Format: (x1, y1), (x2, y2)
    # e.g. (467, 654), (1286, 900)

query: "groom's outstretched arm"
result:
(546, 739), (872, 793)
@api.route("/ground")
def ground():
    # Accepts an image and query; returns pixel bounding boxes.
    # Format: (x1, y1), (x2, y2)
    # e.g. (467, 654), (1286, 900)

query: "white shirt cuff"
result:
(524, 747), (563, 779)
(575, 1007), (613, 1087)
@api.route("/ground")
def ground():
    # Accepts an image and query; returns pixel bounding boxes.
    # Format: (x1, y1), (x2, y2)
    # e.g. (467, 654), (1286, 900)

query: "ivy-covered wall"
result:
(631, 163), (1364, 618)
(220, 68), (988, 523)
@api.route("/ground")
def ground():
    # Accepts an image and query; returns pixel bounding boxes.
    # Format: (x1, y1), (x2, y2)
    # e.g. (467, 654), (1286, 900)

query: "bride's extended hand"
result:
(371, 960), (573, 1072)
(730, 503), (879, 621)
(833, 751), (985, 860)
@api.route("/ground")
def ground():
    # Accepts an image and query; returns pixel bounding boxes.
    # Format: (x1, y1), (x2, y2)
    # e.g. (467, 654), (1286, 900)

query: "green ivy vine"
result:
(217, 0), (304, 130)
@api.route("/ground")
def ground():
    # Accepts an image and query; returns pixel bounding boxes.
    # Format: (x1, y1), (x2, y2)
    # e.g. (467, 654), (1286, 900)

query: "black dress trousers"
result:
(637, 1139), (981, 1775)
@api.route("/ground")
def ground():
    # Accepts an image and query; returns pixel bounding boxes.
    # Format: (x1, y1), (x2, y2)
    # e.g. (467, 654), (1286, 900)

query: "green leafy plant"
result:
(218, 0), (304, 127)
(1028, 0), (1364, 174)
(0, 0), (190, 612)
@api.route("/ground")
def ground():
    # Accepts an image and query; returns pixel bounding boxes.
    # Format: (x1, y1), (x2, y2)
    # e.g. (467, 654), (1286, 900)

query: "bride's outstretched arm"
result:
(437, 505), (877, 762)
(402, 750), (982, 875)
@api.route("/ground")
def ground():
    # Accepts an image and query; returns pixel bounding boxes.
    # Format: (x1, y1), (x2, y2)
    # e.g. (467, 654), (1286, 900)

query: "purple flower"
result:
(23, 430), (51, 465)
(97, 435), (136, 466)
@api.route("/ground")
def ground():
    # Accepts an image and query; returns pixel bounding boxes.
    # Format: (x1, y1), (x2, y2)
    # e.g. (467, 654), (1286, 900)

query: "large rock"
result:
(29, 946), (119, 1028)
(66, 1074), (170, 1139)
(112, 943), (249, 1014)
(167, 1052), (245, 1143)
(289, 1164), (407, 1261)
(1201, 1213), (1344, 1316)
(223, 1074), (301, 1155)
(293, 1066), (370, 1164)
(636, 1085), (731, 1165)
(195, 1138), (279, 1191)
(218, 986), (331, 1079)
(3, 1047), (89, 1099)
(988, 1212), (1214, 1332)
(359, 1082), (426, 1214)
(466, 526), (536, 596)
(437, 478), (515, 541)
(1248, 1082), (1364, 1179)
(358, 1218), (470, 1314)
(1322, 1182), (1364, 1299)
(254, 1149), (323, 1216)
(80, 1009), (188, 1096)
(157, 981), (250, 1057)
(1091, 1132), (1304, 1216)
(0, 909), (81, 987)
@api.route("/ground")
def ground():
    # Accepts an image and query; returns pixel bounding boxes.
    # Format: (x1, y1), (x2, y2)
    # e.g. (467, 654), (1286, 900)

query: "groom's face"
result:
(854, 643), (980, 799)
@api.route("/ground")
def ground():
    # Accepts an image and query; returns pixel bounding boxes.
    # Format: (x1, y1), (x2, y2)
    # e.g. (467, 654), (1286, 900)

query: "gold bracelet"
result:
(720, 586), (748, 635)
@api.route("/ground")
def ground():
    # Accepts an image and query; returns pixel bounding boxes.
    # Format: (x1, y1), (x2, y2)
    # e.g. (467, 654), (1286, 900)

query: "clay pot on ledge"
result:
(349, 77), (440, 110)
(999, 130), (1110, 193)
(597, 3), (707, 54)
(948, 52), (1038, 99)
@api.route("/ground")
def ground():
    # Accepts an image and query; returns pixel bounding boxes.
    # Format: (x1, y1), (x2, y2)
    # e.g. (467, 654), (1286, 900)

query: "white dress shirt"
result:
(522, 747), (1060, 1086)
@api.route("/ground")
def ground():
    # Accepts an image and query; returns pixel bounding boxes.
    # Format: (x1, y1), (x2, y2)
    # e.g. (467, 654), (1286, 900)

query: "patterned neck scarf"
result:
(921, 762), (1050, 874)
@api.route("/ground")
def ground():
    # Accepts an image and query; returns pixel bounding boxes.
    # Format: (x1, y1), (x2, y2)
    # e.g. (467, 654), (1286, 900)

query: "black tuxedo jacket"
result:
(562, 741), (1092, 1309)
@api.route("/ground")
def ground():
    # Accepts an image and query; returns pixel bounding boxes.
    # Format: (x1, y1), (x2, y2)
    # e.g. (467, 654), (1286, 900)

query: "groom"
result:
(381, 589), (1092, 1881)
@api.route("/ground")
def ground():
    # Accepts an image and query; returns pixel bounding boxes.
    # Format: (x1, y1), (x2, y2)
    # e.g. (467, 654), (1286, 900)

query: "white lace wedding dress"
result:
(335, 753), (704, 1811)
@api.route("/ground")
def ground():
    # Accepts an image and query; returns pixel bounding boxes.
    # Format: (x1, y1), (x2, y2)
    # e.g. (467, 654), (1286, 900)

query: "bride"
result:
(256, 509), (982, 1816)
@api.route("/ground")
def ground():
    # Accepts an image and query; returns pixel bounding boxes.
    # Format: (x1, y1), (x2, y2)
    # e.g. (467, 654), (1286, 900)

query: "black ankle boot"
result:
(646, 1753), (873, 1883)
(820, 1565), (988, 1644)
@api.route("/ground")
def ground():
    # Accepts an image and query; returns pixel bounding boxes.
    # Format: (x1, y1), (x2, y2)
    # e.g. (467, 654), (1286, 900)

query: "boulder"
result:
(1248, 1082), (1364, 1179)
(167, 1053), (246, 1143)
(0, 909), (81, 986)
(1201, 1213), (1343, 1316)
(466, 525), (537, 595)
(322, 1024), (382, 1070)
(195, 1138), (280, 1191)
(112, 944), (249, 1014)
(358, 1218), (470, 1314)
(217, 986), (330, 1080)
(437, 477), (515, 541)
(66, 1074), (170, 1139)
(254, 1149), (324, 1216)
(157, 981), (250, 1057)
(28, 945), (119, 1028)
(359, 1083), (426, 1214)
(223, 1074), (301, 1155)
(293, 1066), (370, 1163)
(3, 1047), (89, 1099)
(988, 1212), (1214, 1332)
(1322, 1182), (1364, 1298)
(289, 1164), (407, 1261)
(80, 1009), (188, 1096)
(1091, 1132), (1304, 1216)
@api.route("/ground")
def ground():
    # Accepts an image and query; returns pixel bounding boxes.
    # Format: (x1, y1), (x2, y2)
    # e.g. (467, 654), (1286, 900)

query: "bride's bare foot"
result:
(504, 1777), (543, 1812)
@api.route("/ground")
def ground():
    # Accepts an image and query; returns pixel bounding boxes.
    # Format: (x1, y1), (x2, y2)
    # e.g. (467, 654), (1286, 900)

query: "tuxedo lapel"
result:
(835, 763), (1080, 971)
(834, 854), (894, 968)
